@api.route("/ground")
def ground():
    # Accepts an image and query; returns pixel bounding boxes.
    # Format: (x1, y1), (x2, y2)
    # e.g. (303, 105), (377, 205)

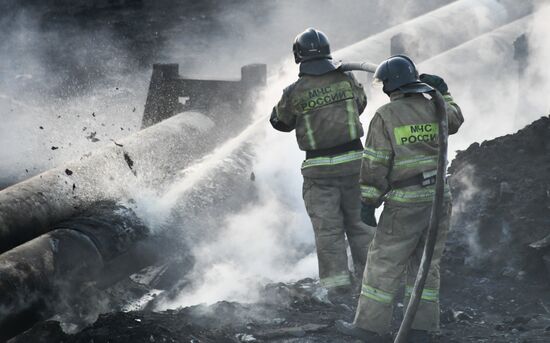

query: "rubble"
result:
(448, 115), (550, 274)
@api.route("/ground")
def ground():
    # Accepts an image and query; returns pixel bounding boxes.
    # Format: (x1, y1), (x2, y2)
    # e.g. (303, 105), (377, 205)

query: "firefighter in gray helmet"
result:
(336, 55), (464, 342)
(270, 28), (375, 297)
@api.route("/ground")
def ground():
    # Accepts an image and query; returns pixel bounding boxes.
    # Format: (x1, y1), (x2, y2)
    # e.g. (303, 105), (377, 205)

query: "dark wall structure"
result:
(142, 63), (266, 128)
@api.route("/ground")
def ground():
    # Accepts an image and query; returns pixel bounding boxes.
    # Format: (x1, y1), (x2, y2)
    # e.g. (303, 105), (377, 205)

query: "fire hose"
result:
(340, 62), (449, 343)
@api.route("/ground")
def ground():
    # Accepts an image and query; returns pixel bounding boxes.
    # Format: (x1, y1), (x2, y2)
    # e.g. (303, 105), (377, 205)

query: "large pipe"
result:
(362, 14), (533, 121)
(0, 111), (220, 254)
(419, 14), (532, 82)
(0, 203), (149, 341)
(0, 127), (258, 341)
(335, 0), (533, 65)
(0, 60), (266, 255)
(416, 15), (534, 149)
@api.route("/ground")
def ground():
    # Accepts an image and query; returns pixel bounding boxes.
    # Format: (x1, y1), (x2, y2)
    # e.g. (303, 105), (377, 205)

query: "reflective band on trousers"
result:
(362, 147), (392, 166)
(301, 150), (362, 169)
(361, 284), (394, 304)
(321, 273), (351, 289)
(405, 286), (439, 302)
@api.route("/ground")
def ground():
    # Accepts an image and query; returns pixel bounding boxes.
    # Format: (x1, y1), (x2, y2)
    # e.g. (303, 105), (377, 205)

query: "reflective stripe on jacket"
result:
(270, 70), (367, 177)
(360, 92), (464, 205)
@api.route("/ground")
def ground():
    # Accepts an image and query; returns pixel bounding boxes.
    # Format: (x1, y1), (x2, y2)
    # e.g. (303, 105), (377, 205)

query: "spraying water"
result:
(123, 66), (316, 308)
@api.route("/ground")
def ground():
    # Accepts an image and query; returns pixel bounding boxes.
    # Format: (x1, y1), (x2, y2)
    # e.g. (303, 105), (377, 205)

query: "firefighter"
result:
(270, 28), (375, 297)
(336, 55), (464, 342)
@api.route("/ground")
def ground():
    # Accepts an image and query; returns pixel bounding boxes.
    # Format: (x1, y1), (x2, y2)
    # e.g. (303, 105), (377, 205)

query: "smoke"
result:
(154, 195), (316, 309)
(0, 6), (148, 187)
(524, 2), (550, 118)
(123, 84), (315, 308)
(164, 0), (453, 79)
(449, 164), (484, 258)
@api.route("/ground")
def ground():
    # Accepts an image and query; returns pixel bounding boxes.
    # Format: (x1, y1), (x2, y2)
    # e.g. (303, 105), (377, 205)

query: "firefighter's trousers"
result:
(353, 201), (452, 333)
(303, 174), (375, 289)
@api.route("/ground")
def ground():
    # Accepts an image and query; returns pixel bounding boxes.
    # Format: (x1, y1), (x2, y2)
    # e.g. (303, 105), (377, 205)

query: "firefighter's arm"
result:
(269, 86), (296, 132)
(443, 93), (464, 135)
(420, 73), (464, 135)
(346, 72), (367, 114)
(360, 113), (394, 207)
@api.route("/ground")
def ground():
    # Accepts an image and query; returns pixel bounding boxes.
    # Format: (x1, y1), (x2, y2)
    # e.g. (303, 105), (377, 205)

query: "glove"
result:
(360, 202), (377, 227)
(419, 74), (448, 95)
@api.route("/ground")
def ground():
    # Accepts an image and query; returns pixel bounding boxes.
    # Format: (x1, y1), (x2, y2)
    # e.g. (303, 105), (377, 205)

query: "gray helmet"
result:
(293, 28), (332, 64)
(373, 55), (433, 95)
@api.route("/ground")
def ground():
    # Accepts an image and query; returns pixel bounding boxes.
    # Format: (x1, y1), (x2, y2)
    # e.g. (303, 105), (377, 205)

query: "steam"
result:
(0, 7), (146, 187)
(449, 164), (484, 258)
(524, 2), (550, 117)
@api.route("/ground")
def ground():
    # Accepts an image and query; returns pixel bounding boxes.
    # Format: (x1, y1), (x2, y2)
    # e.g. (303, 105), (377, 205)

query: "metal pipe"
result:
(393, 90), (449, 343)
(0, 111), (216, 254)
(0, 127), (257, 340)
(335, 0), (533, 65)
(0, 203), (149, 341)
(417, 15), (533, 146)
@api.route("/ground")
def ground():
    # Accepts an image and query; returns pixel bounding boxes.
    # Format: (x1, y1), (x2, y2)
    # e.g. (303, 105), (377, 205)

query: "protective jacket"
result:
(270, 70), (367, 178)
(360, 92), (463, 205)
